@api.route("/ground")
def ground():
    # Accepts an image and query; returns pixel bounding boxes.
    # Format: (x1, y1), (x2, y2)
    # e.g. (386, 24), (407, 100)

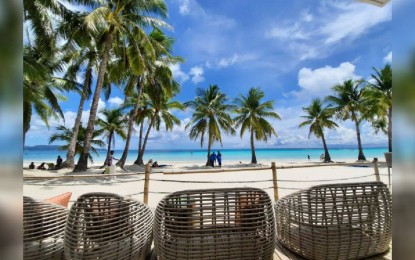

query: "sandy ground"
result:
(23, 159), (391, 211)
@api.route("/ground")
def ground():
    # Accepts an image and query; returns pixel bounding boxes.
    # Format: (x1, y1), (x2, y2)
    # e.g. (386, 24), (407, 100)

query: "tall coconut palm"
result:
(233, 87), (281, 164)
(185, 85), (236, 166)
(364, 64), (392, 152)
(135, 91), (184, 165)
(326, 79), (369, 161)
(95, 108), (128, 167)
(49, 125), (105, 163)
(71, 0), (171, 172)
(299, 98), (338, 162)
(115, 28), (182, 168)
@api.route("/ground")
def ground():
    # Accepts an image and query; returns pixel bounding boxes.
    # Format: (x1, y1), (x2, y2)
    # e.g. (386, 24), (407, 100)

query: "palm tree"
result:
(185, 85), (236, 166)
(364, 64), (392, 152)
(49, 125), (105, 163)
(59, 38), (101, 168)
(299, 98), (338, 162)
(95, 108), (128, 167)
(233, 87), (281, 164)
(23, 45), (66, 146)
(115, 28), (182, 168)
(135, 91), (184, 165)
(71, 0), (171, 172)
(326, 79), (369, 161)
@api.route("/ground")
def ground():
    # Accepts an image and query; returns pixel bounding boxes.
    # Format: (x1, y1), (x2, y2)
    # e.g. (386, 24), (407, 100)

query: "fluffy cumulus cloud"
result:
(107, 96), (124, 107)
(189, 66), (205, 84)
(384, 51), (392, 63)
(288, 62), (360, 99)
(169, 64), (190, 83)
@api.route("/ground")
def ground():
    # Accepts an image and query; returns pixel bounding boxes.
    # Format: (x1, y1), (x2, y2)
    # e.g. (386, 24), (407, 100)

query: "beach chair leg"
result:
(388, 167), (391, 190)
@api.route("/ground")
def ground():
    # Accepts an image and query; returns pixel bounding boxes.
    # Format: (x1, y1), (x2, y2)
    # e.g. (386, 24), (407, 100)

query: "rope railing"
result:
(25, 160), (391, 205)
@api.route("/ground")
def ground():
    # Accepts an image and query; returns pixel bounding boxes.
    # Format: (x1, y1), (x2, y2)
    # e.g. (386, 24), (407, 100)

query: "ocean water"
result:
(24, 147), (389, 165)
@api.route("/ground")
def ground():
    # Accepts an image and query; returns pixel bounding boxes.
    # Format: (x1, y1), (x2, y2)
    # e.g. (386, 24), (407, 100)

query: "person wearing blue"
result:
(216, 151), (222, 167)
(210, 152), (216, 167)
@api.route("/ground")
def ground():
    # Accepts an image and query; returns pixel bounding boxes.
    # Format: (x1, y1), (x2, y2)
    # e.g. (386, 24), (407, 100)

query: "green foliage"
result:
(185, 85), (236, 148)
(49, 125), (105, 163)
(233, 87), (280, 141)
(299, 98), (338, 139)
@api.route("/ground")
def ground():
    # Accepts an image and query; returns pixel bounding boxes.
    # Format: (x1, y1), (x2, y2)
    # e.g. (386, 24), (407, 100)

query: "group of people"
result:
(209, 151), (222, 167)
(307, 154), (326, 162)
(29, 155), (63, 170)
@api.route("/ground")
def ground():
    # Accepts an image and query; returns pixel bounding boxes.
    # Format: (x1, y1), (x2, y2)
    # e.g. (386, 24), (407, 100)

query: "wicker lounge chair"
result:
(64, 192), (153, 260)
(274, 182), (392, 260)
(23, 196), (68, 260)
(154, 187), (276, 260)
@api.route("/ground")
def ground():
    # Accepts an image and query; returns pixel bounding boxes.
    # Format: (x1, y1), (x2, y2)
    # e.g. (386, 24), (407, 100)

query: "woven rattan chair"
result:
(23, 196), (68, 260)
(154, 187), (276, 260)
(274, 182), (392, 260)
(64, 192), (153, 260)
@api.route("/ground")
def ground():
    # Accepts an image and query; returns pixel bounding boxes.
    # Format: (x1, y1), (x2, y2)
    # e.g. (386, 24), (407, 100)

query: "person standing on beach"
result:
(307, 155), (310, 161)
(217, 151), (222, 167)
(210, 152), (216, 167)
(102, 151), (118, 174)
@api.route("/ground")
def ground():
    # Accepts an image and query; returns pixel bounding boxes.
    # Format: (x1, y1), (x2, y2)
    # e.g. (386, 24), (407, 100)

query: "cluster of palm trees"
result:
(24, 0), (183, 171)
(299, 64), (392, 162)
(24, 0), (392, 169)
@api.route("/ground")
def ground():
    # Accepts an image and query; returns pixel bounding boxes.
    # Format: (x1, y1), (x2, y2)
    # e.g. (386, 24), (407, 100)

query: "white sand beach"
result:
(23, 159), (391, 211)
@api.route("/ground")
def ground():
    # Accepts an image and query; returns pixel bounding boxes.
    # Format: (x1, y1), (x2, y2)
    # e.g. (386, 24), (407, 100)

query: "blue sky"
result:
(26, 0), (393, 150)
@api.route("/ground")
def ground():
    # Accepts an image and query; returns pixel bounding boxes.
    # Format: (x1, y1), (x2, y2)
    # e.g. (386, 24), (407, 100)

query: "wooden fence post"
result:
(271, 162), (279, 201)
(373, 158), (380, 182)
(144, 163), (150, 204)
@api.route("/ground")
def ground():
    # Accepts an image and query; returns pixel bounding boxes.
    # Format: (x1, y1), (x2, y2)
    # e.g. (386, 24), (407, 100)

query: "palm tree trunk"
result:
(102, 132), (113, 168)
(64, 68), (92, 168)
(250, 130), (257, 164)
(134, 120), (145, 165)
(321, 134), (331, 162)
(388, 107), (392, 152)
(206, 134), (212, 166)
(354, 119), (366, 161)
(117, 82), (143, 168)
(74, 28), (114, 172)
(137, 117), (155, 165)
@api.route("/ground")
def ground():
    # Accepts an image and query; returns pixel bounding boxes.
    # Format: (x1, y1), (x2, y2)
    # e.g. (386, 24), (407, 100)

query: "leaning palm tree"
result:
(326, 79), (369, 161)
(364, 64), (392, 152)
(135, 91), (184, 165)
(95, 108), (128, 167)
(299, 98), (338, 162)
(71, 0), (171, 172)
(185, 85), (236, 166)
(49, 125), (105, 163)
(233, 87), (281, 164)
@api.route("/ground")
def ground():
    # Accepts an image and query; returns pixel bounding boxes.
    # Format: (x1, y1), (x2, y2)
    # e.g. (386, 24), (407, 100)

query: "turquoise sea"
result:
(24, 147), (389, 165)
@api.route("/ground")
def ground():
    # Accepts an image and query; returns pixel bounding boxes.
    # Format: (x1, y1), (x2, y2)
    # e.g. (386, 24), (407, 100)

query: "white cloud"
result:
(215, 53), (257, 69)
(384, 51), (392, 63)
(178, 0), (190, 15)
(289, 62), (360, 99)
(170, 64), (190, 83)
(265, 22), (309, 40)
(107, 97), (124, 107)
(189, 66), (205, 84)
(320, 2), (391, 44)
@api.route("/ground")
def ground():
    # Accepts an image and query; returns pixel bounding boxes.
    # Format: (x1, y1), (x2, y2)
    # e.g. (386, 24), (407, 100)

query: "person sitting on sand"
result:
(55, 155), (63, 169)
(29, 162), (35, 169)
(152, 161), (159, 167)
(37, 162), (46, 170)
